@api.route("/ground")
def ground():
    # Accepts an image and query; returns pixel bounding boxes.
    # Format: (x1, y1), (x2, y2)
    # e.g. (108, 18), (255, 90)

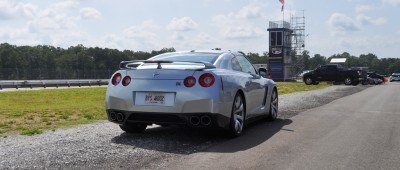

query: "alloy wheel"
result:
(268, 90), (278, 121)
(232, 95), (244, 134)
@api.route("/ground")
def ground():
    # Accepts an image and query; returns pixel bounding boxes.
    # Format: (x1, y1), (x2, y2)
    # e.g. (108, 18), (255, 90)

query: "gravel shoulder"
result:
(0, 85), (369, 169)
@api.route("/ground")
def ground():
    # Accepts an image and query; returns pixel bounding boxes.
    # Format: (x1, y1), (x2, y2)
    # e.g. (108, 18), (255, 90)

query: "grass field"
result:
(0, 82), (330, 136)
(277, 82), (331, 95)
(0, 87), (107, 136)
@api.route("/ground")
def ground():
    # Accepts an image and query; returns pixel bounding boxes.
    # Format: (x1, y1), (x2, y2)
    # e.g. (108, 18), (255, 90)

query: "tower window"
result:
(270, 31), (283, 46)
(277, 32), (283, 46)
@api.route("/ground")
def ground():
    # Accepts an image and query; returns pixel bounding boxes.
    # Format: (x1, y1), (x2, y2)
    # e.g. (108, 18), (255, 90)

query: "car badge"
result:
(153, 72), (160, 78)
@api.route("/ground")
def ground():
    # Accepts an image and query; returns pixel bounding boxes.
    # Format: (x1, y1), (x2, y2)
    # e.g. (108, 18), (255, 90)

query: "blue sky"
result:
(0, 0), (399, 58)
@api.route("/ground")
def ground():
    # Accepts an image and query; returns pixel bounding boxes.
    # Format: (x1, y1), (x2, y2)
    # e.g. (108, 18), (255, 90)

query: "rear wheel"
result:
(120, 123), (147, 133)
(304, 77), (314, 85)
(344, 77), (352, 85)
(228, 93), (245, 137)
(267, 89), (278, 121)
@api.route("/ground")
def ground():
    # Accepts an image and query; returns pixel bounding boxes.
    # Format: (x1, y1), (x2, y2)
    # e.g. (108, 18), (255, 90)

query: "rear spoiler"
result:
(119, 60), (216, 70)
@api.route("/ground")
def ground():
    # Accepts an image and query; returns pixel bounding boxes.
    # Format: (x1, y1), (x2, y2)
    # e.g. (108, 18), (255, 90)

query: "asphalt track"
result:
(164, 83), (400, 170)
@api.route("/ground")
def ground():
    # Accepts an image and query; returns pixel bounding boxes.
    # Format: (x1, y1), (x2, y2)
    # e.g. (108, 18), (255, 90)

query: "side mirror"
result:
(258, 68), (267, 78)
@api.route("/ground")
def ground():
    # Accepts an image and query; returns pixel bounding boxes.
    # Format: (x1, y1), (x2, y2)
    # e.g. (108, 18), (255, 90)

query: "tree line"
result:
(0, 43), (399, 80)
(0, 43), (175, 80)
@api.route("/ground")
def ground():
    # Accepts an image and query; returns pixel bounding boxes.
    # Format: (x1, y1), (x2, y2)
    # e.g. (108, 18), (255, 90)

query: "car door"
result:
(326, 65), (337, 81)
(315, 66), (327, 81)
(235, 54), (265, 116)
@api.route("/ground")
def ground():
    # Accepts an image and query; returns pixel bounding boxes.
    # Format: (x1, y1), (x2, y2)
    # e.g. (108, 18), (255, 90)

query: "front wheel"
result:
(267, 89), (278, 121)
(120, 123), (147, 133)
(304, 77), (314, 85)
(228, 93), (246, 137)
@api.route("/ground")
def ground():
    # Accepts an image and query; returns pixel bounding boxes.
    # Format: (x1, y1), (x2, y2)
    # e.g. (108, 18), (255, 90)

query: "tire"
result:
(304, 77), (314, 85)
(267, 89), (278, 121)
(344, 77), (352, 85)
(120, 123), (147, 133)
(369, 79), (375, 85)
(228, 93), (246, 137)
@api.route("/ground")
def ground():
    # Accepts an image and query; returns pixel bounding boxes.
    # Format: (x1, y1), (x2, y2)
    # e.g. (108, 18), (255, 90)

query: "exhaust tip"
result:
(116, 112), (125, 122)
(200, 115), (211, 126)
(110, 112), (117, 121)
(190, 116), (200, 126)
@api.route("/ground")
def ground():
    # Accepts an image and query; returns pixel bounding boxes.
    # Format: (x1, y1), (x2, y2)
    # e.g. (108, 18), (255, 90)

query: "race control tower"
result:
(267, 21), (293, 81)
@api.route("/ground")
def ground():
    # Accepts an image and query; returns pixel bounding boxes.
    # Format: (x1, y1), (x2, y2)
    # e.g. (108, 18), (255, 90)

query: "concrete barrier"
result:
(0, 79), (109, 90)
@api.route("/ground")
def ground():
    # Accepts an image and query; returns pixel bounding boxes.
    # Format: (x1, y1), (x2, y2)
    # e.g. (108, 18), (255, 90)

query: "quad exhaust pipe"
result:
(200, 115), (211, 126)
(190, 115), (211, 126)
(190, 116), (200, 126)
(109, 112), (125, 122)
(110, 112), (117, 121)
(116, 112), (125, 122)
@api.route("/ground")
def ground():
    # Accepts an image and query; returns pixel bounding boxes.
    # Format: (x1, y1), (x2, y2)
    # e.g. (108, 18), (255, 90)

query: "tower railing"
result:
(269, 21), (291, 29)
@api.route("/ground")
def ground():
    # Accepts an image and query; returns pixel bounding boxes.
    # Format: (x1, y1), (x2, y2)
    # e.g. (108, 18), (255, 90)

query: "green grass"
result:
(0, 87), (107, 136)
(0, 82), (331, 136)
(277, 82), (331, 95)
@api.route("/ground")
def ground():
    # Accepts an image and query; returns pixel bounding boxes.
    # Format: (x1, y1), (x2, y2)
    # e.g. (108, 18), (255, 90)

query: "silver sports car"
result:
(105, 50), (278, 136)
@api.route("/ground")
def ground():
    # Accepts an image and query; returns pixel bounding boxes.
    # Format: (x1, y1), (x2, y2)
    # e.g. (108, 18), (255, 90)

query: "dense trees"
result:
(0, 43), (399, 80)
(0, 43), (175, 80)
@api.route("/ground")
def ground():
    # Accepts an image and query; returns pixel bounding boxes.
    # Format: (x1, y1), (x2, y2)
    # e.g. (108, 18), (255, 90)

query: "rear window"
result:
(149, 53), (220, 64)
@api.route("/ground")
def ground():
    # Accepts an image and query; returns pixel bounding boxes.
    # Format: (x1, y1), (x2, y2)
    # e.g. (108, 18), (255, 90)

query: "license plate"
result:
(135, 92), (175, 106)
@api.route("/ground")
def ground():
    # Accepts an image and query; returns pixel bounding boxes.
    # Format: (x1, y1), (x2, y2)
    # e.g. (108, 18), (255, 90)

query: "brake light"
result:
(199, 73), (215, 87)
(122, 76), (131, 86)
(184, 76), (196, 87)
(111, 73), (122, 86)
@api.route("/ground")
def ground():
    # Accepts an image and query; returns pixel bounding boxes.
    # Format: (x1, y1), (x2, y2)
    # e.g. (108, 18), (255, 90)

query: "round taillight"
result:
(122, 76), (131, 86)
(199, 73), (215, 87)
(112, 73), (122, 86)
(184, 76), (196, 87)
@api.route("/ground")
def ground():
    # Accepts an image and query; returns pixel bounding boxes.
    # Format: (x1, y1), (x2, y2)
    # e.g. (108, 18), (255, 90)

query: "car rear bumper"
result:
(106, 109), (230, 128)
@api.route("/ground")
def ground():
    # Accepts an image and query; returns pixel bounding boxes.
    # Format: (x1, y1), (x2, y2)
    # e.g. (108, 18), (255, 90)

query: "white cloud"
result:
(356, 14), (386, 26)
(0, 27), (28, 39)
(80, 7), (102, 20)
(222, 26), (264, 39)
(0, 0), (37, 20)
(327, 13), (359, 35)
(195, 32), (214, 44)
(356, 5), (376, 13)
(167, 17), (198, 31)
(171, 32), (185, 41)
(382, 0), (400, 6)
(236, 3), (262, 19)
(28, 7), (78, 31)
(122, 20), (161, 50)
(212, 3), (265, 40)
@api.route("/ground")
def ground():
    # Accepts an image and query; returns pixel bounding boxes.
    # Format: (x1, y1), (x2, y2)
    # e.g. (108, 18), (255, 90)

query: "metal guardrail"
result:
(0, 79), (109, 90)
